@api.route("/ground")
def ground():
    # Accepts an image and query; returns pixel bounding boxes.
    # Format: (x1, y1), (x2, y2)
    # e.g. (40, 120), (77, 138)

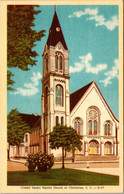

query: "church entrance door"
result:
(88, 140), (99, 155)
(104, 142), (112, 155)
(89, 147), (97, 154)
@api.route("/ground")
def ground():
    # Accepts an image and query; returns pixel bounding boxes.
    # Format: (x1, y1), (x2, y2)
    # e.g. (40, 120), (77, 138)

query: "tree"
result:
(7, 71), (15, 90)
(7, 109), (31, 158)
(49, 125), (82, 169)
(7, 5), (45, 90)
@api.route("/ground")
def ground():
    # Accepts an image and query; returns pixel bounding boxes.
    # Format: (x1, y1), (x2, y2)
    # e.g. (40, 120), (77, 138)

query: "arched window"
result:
(56, 85), (63, 106)
(45, 54), (48, 72)
(55, 52), (63, 73)
(61, 117), (64, 126)
(59, 56), (62, 70)
(104, 121), (112, 136)
(44, 86), (48, 112)
(89, 120), (92, 135)
(94, 120), (97, 135)
(55, 55), (58, 70)
(56, 116), (59, 126)
(87, 106), (100, 135)
(73, 117), (83, 135)
(74, 121), (77, 130)
(25, 134), (27, 142)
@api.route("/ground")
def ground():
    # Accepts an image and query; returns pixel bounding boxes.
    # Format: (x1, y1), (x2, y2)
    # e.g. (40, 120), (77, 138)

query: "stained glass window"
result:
(104, 122), (111, 136)
(89, 120), (92, 135)
(94, 121), (97, 135)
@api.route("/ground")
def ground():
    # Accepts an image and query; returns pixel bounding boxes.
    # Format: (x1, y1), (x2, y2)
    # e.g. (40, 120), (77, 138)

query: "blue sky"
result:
(7, 5), (119, 119)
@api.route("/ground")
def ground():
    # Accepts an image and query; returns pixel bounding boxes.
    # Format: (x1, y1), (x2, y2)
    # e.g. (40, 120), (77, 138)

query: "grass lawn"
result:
(7, 169), (119, 186)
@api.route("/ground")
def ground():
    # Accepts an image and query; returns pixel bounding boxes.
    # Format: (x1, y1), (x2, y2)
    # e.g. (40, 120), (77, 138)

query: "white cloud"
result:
(10, 72), (42, 96)
(69, 53), (107, 74)
(68, 8), (98, 18)
(88, 15), (118, 31)
(99, 59), (119, 87)
(30, 72), (42, 86)
(69, 8), (118, 31)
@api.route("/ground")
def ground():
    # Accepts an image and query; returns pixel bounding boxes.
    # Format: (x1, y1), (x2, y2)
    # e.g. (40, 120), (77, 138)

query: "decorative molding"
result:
(54, 78), (65, 83)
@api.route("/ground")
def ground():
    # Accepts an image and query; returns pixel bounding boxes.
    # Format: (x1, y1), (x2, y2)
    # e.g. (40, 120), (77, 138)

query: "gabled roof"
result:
(20, 113), (41, 129)
(46, 11), (68, 50)
(70, 81), (93, 112)
(70, 81), (119, 122)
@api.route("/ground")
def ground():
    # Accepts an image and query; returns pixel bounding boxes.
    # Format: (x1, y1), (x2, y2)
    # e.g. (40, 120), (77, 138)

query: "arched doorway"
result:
(88, 140), (99, 155)
(104, 142), (112, 155)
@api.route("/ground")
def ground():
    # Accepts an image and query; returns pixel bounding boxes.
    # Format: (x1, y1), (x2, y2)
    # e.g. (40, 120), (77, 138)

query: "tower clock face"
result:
(89, 110), (97, 119)
(56, 27), (60, 32)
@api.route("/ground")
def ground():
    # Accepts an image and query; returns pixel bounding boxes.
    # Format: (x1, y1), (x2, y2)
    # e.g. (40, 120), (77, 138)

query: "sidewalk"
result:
(73, 168), (119, 176)
(8, 159), (119, 176)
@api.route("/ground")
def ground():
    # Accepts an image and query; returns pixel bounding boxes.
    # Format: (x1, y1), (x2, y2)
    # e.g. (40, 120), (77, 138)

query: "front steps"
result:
(75, 154), (119, 161)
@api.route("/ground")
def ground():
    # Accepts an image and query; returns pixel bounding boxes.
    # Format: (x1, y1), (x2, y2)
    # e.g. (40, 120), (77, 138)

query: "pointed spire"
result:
(46, 8), (68, 50)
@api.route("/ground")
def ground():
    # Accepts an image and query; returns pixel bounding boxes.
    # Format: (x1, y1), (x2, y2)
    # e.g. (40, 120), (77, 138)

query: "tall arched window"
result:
(45, 54), (48, 72)
(61, 117), (64, 126)
(25, 134), (28, 142)
(55, 52), (63, 73)
(59, 56), (62, 70)
(73, 117), (83, 135)
(56, 85), (63, 106)
(44, 86), (48, 112)
(89, 120), (92, 135)
(55, 55), (58, 70)
(104, 121), (112, 136)
(56, 116), (59, 126)
(94, 120), (97, 135)
(87, 106), (100, 135)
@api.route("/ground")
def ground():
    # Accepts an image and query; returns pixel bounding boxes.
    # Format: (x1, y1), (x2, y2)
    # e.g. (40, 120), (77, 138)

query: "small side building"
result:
(8, 113), (41, 158)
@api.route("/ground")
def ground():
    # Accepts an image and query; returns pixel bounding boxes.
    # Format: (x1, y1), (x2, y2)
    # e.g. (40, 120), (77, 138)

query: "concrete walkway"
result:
(73, 168), (119, 176)
(8, 159), (119, 176)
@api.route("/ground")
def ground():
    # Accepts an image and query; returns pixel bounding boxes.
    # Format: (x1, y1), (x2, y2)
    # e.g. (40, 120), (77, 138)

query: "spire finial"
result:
(55, 5), (56, 12)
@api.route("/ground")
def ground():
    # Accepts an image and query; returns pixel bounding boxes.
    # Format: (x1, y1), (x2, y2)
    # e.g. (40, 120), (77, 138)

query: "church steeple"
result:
(41, 7), (70, 154)
(46, 10), (68, 50)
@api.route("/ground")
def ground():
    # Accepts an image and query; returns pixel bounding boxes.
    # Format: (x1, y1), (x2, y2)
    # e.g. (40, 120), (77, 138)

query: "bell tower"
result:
(41, 9), (70, 155)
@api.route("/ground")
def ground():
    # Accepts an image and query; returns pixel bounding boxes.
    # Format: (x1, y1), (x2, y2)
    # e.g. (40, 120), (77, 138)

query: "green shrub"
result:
(25, 152), (54, 172)
(25, 153), (37, 172)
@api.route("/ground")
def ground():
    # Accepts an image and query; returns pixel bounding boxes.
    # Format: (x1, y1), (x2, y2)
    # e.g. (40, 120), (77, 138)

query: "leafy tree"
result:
(49, 125), (82, 168)
(7, 109), (31, 158)
(7, 5), (45, 90)
(7, 71), (15, 90)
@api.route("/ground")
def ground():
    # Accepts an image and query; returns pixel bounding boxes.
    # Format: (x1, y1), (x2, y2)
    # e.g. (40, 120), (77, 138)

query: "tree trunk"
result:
(62, 147), (65, 169)
(8, 150), (9, 160)
(72, 149), (75, 163)
(8, 144), (10, 160)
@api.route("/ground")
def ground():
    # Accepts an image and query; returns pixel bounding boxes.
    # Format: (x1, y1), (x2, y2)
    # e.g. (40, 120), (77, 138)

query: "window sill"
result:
(87, 135), (100, 138)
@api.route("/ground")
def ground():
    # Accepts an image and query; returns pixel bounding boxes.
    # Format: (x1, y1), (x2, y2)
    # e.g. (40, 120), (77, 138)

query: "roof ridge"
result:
(20, 113), (41, 117)
(70, 81), (94, 112)
(70, 81), (94, 96)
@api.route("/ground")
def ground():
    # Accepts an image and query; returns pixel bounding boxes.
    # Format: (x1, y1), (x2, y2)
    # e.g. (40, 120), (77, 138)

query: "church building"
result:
(30, 9), (119, 158)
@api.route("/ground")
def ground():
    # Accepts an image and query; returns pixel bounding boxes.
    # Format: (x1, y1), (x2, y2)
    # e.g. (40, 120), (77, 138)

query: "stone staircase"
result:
(75, 154), (119, 161)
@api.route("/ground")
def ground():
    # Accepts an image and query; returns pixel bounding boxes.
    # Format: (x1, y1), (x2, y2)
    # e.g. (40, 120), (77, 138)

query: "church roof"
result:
(70, 81), (93, 112)
(46, 11), (68, 50)
(70, 81), (119, 122)
(20, 113), (41, 129)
